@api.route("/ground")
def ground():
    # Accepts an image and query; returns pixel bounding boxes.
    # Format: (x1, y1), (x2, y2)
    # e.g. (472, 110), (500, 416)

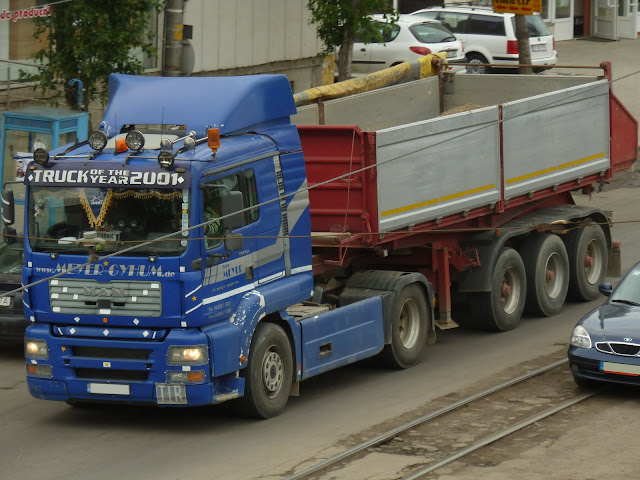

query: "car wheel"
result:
(466, 53), (490, 74)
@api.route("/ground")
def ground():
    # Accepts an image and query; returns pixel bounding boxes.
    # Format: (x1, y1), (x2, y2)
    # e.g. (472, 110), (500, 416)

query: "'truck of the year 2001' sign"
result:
(493, 0), (541, 15)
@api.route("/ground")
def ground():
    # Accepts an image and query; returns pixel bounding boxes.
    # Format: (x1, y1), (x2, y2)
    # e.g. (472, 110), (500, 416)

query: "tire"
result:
(236, 322), (293, 419)
(470, 248), (527, 332)
(521, 233), (570, 317)
(381, 284), (429, 369)
(466, 53), (490, 74)
(564, 225), (608, 301)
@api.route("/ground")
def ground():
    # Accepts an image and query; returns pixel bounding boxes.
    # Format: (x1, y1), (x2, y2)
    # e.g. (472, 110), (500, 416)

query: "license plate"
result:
(155, 383), (187, 405)
(602, 361), (640, 376)
(531, 44), (547, 52)
(87, 383), (130, 395)
(0, 296), (10, 307)
(446, 50), (457, 58)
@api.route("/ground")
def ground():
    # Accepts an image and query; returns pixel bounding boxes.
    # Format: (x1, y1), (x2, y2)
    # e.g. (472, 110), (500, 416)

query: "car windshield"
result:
(611, 267), (640, 305)
(410, 22), (457, 43)
(511, 15), (552, 37)
(28, 186), (188, 256)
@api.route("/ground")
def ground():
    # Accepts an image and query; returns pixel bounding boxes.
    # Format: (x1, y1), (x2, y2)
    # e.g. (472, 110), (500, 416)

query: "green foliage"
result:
(307, 0), (397, 55)
(21, 0), (164, 110)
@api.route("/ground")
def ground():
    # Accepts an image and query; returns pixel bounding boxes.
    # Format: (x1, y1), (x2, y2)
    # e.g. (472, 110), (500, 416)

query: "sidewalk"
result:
(553, 37), (640, 146)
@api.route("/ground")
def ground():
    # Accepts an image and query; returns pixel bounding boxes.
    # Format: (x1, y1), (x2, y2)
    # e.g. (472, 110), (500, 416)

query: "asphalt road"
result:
(1, 40), (639, 480)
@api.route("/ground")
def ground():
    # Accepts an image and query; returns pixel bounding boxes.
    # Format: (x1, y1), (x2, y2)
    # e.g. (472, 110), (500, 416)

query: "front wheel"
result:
(466, 53), (490, 74)
(235, 322), (293, 419)
(381, 284), (429, 369)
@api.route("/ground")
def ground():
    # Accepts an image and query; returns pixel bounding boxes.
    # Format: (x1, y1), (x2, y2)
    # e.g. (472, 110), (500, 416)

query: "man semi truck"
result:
(7, 65), (636, 417)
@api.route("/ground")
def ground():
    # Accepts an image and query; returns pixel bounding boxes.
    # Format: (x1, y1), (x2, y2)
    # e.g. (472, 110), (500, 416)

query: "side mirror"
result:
(599, 283), (613, 297)
(221, 191), (245, 231)
(1, 188), (15, 226)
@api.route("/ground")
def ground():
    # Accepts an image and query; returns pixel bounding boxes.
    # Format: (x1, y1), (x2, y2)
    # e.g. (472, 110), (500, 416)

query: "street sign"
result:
(493, 0), (542, 15)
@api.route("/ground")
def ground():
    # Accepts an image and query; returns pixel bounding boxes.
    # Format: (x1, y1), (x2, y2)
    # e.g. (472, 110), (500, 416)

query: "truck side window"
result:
(203, 169), (259, 249)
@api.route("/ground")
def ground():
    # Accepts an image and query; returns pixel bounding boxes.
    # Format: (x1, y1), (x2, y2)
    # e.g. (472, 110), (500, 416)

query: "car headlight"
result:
(25, 338), (49, 360)
(167, 345), (209, 366)
(570, 325), (592, 349)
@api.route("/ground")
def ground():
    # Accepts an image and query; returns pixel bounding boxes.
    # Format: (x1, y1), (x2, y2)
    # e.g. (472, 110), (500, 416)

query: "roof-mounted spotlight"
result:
(158, 150), (175, 169)
(33, 148), (50, 166)
(88, 130), (108, 151)
(125, 130), (145, 151)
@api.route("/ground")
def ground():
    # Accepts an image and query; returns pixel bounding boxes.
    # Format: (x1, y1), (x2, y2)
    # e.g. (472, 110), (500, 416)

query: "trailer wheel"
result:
(236, 322), (293, 419)
(565, 225), (607, 301)
(521, 233), (570, 316)
(470, 248), (526, 331)
(382, 284), (428, 369)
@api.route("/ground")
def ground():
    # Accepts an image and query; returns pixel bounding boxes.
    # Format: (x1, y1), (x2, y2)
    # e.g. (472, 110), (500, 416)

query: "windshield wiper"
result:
(611, 299), (640, 307)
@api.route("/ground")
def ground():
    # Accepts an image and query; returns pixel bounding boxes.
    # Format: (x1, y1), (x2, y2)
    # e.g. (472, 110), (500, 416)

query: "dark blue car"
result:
(569, 262), (640, 387)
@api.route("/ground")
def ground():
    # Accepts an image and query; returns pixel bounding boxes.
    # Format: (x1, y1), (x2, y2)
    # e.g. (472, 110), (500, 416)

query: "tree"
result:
(515, 15), (533, 74)
(21, 0), (163, 111)
(308, 0), (397, 82)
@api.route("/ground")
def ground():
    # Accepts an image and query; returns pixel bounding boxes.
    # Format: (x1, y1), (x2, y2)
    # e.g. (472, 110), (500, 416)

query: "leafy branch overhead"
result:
(307, 0), (398, 82)
(21, 0), (164, 111)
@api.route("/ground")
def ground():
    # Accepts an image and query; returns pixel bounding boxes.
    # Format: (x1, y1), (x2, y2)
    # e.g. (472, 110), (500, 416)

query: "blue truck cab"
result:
(13, 74), (387, 418)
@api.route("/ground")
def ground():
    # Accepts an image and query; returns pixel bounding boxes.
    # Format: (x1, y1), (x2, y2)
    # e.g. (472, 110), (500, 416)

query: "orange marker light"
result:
(115, 138), (128, 153)
(103, 318), (108, 323)
(187, 371), (206, 383)
(240, 355), (247, 363)
(207, 128), (221, 152)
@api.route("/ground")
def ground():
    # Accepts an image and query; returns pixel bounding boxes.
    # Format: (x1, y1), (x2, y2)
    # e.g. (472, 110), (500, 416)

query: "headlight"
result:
(33, 148), (50, 166)
(167, 345), (209, 366)
(570, 325), (592, 349)
(25, 338), (49, 360)
(158, 150), (175, 169)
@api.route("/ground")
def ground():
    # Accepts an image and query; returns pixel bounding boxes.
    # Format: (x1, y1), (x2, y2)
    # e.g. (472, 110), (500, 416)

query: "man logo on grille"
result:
(84, 287), (125, 297)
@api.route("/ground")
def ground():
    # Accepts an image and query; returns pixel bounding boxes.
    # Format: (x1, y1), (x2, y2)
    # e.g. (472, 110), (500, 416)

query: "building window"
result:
(555, 0), (571, 19)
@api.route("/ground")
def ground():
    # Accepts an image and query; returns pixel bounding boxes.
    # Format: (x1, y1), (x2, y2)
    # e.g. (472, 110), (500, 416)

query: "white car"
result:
(410, 6), (557, 74)
(350, 14), (466, 76)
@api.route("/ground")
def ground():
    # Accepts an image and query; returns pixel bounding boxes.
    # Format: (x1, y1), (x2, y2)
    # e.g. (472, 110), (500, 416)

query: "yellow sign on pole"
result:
(494, 0), (542, 15)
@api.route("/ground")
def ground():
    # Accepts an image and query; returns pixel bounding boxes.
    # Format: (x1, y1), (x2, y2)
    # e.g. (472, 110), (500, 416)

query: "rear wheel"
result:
(235, 322), (292, 419)
(565, 225), (608, 301)
(382, 284), (428, 369)
(466, 53), (490, 74)
(470, 248), (527, 331)
(521, 233), (570, 316)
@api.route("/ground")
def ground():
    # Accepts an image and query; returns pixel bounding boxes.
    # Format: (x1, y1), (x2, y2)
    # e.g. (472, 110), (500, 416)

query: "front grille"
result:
(75, 368), (148, 381)
(49, 278), (162, 317)
(596, 342), (640, 356)
(72, 346), (150, 360)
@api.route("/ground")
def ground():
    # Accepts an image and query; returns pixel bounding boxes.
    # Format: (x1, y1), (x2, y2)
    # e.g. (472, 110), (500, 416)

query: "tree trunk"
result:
(515, 15), (532, 74)
(337, 34), (355, 82)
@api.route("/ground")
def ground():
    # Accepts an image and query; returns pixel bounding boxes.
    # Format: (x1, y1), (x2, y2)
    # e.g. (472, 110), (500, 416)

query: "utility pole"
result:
(163, 0), (185, 77)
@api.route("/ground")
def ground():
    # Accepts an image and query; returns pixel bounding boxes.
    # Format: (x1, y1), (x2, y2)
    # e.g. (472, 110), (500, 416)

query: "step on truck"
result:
(6, 62), (637, 417)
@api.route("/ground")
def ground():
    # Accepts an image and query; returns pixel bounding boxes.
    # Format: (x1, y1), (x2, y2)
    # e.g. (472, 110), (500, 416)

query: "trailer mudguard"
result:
(338, 270), (435, 344)
(458, 205), (612, 293)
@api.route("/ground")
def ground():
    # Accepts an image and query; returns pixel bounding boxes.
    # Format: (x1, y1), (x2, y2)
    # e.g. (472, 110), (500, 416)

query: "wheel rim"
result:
(466, 58), (486, 74)
(500, 266), (522, 315)
(261, 347), (284, 398)
(544, 252), (565, 298)
(398, 298), (421, 349)
(584, 239), (603, 285)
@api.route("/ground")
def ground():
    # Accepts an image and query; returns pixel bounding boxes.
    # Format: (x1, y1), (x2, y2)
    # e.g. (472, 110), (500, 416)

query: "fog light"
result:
(125, 130), (145, 151)
(167, 345), (209, 366)
(88, 130), (108, 151)
(27, 364), (52, 377)
(25, 338), (49, 360)
(167, 370), (206, 383)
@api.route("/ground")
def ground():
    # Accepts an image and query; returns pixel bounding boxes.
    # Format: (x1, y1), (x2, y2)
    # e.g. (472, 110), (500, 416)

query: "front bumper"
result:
(568, 346), (640, 386)
(25, 324), (244, 406)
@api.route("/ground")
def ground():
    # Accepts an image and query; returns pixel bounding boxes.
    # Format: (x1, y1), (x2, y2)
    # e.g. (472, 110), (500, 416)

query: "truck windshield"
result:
(28, 186), (188, 256)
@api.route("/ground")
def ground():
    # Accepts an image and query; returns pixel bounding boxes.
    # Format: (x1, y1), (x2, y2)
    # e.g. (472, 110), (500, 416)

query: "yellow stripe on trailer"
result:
(507, 152), (606, 185)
